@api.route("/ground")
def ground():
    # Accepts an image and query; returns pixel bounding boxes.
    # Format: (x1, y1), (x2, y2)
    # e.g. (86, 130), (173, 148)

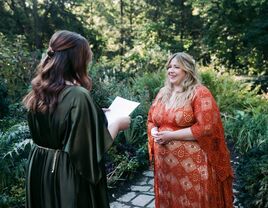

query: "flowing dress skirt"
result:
(154, 140), (233, 208)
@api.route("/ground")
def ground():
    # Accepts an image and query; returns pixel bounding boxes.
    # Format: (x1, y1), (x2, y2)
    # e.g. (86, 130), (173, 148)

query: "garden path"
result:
(110, 170), (155, 208)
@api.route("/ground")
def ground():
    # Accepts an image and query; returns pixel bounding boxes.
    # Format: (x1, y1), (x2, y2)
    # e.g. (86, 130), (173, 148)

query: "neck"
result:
(173, 85), (183, 93)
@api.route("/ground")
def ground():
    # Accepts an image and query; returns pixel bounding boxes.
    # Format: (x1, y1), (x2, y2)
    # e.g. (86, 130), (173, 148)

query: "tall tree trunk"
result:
(33, 0), (42, 49)
(120, 0), (124, 69)
(7, 0), (24, 34)
(128, 0), (133, 48)
(180, 0), (185, 50)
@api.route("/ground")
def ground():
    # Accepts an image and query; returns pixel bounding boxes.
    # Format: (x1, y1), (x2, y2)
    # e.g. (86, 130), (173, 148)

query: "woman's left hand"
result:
(102, 108), (110, 112)
(154, 131), (175, 145)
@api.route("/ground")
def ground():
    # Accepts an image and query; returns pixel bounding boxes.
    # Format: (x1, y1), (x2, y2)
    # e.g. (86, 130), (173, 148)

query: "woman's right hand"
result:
(108, 116), (131, 139)
(116, 116), (131, 131)
(151, 127), (159, 138)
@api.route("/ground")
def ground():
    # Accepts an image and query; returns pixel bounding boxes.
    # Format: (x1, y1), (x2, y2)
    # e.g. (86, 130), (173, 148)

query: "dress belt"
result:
(36, 144), (60, 173)
(36, 144), (58, 151)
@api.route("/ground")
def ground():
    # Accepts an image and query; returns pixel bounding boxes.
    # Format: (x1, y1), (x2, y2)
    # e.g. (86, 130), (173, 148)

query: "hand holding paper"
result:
(105, 96), (140, 125)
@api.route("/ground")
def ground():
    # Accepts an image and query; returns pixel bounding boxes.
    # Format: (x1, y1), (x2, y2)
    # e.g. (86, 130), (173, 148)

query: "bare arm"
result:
(108, 122), (120, 139)
(172, 127), (195, 141)
(153, 127), (196, 145)
(108, 117), (130, 140)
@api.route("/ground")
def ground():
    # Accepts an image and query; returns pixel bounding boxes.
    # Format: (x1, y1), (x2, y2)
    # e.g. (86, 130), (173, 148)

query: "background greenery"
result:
(0, 0), (267, 207)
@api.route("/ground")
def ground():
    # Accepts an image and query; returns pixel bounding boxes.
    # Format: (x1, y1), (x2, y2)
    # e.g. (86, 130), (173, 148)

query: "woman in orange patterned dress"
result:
(147, 52), (234, 208)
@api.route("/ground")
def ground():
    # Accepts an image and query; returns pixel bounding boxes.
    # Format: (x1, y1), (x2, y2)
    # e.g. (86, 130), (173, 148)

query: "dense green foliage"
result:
(192, 0), (268, 74)
(0, 0), (104, 56)
(0, 79), (9, 118)
(225, 111), (268, 153)
(0, 33), (40, 101)
(0, 123), (32, 207)
(1, 0), (268, 74)
(236, 143), (268, 208)
(201, 70), (265, 113)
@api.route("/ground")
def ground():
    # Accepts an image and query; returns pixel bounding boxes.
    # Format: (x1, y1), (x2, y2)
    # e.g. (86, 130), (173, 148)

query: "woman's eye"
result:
(167, 66), (180, 70)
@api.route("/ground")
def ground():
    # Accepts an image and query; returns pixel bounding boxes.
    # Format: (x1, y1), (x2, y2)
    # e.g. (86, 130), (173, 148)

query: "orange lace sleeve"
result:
(147, 90), (163, 164)
(147, 104), (155, 163)
(190, 85), (233, 181)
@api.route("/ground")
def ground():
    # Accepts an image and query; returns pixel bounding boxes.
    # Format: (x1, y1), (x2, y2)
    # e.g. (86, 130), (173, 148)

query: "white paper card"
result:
(105, 96), (140, 124)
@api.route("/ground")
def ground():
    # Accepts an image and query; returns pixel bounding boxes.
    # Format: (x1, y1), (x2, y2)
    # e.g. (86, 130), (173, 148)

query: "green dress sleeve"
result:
(63, 87), (113, 185)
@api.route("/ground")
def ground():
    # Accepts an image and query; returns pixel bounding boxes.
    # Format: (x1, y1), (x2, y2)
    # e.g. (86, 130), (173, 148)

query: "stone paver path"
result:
(110, 170), (155, 208)
(110, 167), (243, 208)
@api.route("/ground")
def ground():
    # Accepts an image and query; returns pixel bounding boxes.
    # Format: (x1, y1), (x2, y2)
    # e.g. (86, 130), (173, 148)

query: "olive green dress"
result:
(26, 86), (113, 208)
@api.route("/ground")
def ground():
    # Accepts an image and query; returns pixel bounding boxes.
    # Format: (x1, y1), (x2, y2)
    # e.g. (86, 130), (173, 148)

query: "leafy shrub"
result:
(0, 33), (40, 101)
(90, 60), (130, 85)
(90, 43), (168, 83)
(132, 71), (165, 102)
(0, 78), (9, 118)
(224, 110), (268, 154)
(105, 128), (149, 186)
(0, 123), (32, 207)
(0, 102), (27, 132)
(123, 116), (147, 146)
(200, 68), (267, 115)
(106, 148), (140, 186)
(119, 44), (168, 75)
(0, 118), (21, 134)
(236, 142), (268, 208)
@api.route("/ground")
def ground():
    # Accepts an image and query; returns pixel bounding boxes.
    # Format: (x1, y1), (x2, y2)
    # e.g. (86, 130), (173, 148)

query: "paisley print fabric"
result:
(147, 85), (233, 208)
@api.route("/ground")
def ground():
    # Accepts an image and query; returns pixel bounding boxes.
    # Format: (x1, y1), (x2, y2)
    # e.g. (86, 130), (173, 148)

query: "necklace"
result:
(65, 80), (81, 86)
(65, 80), (74, 86)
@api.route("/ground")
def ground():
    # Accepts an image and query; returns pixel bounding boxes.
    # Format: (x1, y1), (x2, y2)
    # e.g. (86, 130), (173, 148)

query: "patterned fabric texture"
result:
(147, 85), (233, 208)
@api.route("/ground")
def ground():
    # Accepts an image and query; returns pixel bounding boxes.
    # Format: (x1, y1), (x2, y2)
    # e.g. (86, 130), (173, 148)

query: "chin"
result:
(169, 78), (175, 82)
(169, 80), (178, 85)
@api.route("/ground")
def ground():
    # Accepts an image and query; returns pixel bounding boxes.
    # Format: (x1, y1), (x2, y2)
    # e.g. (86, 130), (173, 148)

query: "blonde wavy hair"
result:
(156, 52), (200, 108)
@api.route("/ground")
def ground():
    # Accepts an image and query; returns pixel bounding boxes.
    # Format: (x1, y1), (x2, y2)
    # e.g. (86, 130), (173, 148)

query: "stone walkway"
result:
(110, 168), (243, 208)
(110, 170), (155, 208)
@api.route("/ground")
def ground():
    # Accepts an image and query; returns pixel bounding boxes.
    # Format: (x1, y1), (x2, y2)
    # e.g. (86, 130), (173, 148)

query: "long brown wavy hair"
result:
(23, 30), (92, 113)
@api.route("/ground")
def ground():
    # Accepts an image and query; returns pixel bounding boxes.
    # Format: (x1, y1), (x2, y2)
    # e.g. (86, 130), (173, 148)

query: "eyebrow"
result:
(167, 64), (180, 67)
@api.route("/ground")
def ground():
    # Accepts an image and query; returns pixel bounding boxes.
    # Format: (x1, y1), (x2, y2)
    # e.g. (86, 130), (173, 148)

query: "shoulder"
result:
(159, 87), (166, 93)
(194, 84), (213, 96)
(192, 84), (215, 102)
(152, 87), (166, 103)
(63, 86), (93, 105)
(67, 86), (90, 96)
(157, 87), (167, 97)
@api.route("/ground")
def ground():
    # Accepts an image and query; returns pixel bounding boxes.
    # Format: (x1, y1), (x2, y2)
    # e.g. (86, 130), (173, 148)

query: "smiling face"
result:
(159, 52), (200, 108)
(167, 58), (186, 89)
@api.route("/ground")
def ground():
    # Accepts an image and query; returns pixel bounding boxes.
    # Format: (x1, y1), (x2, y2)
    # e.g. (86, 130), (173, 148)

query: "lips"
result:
(168, 74), (177, 79)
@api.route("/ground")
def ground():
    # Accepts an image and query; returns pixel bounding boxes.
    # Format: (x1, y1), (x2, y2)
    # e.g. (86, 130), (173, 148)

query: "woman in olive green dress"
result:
(23, 30), (130, 208)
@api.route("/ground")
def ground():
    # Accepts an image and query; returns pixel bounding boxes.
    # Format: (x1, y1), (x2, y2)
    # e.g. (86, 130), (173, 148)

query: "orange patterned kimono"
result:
(147, 85), (234, 208)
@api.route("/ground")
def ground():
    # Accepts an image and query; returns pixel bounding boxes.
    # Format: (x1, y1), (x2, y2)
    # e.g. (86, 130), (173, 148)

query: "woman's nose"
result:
(168, 67), (174, 72)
